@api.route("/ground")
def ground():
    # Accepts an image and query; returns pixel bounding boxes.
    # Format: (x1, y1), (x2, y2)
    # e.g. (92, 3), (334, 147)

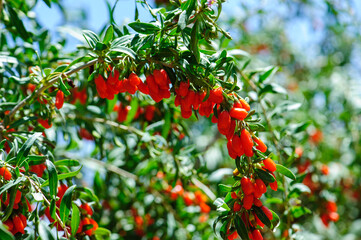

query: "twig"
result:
(4, 59), (99, 126)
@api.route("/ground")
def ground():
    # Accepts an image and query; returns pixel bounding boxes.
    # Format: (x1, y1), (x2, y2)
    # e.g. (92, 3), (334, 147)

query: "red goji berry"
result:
(55, 90), (64, 109)
(241, 129), (254, 157)
(263, 158), (277, 172)
(254, 137), (267, 153)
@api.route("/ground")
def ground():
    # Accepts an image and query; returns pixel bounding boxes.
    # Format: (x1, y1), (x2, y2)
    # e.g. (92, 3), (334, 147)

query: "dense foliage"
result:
(0, 0), (360, 239)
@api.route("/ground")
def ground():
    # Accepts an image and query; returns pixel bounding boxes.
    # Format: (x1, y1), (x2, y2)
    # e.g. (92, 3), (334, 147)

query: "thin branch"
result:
(4, 59), (99, 126)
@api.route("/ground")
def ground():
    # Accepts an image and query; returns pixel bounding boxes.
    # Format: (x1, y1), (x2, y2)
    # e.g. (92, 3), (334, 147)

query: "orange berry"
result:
(240, 129), (254, 157)
(239, 98), (250, 111)
(251, 229), (263, 240)
(241, 177), (255, 195)
(229, 107), (248, 120)
(233, 201), (241, 212)
(227, 231), (238, 240)
(80, 203), (93, 216)
(263, 158), (277, 172)
(218, 111), (231, 135)
(128, 73), (141, 86)
(326, 201), (337, 212)
(209, 87), (223, 104)
(0, 167), (12, 180)
(231, 134), (244, 156)
(55, 90), (65, 109)
(13, 215), (25, 234)
(231, 192), (238, 199)
(254, 137), (267, 153)
(243, 194), (254, 210)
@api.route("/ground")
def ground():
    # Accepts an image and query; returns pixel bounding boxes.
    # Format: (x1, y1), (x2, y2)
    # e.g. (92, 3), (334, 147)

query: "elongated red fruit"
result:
(263, 158), (277, 172)
(241, 129), (254, 157)
(13, 215), (25, 234)
(261, 206), (273, 220)
(218, 111), (231, 135)
(230, 107), (248, 120)
(269, 172), (278, 191)
(243, 194), (254, 210)
(254, 179), (267, 198)
(128, 73), (141, 86)
(255, 214), (265, 228)
(178, 81), (189, 97)
(241, 177), (255, 195)
(254, 137), (267, 152)
(227, 140), (237, 159)
(252, 229), (263, 240)
(233, 201), (242, 212)
(0, 167), (12, 180)
(254, 198), (263, 207)
(231, 134), (244, 156)
(239, 98), (251, 111)
(138, 80), (149, 94)
(209, 87), (223, 104)
(55, 90), (64, 109)
(226, 120), (236, 140)
(153, 69), (168, 88)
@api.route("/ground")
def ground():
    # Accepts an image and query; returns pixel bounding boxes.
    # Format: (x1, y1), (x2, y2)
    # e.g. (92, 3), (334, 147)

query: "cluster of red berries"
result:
(0, 183), (31, 236)
(320, 200), (339, 227)
(45, 184), (98, 235)
(77, 203), (99, 236)
(3, 213), (27, 235)
(114, 102), (157, 123)
(94, 69), (171, 103)
(70, 87), (87, 105)
(130, 208), (155, 237)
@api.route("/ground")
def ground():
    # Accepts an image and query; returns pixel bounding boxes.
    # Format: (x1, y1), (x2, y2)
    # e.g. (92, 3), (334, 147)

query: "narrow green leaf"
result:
(235, 215), (250, 240)
(276, 164), (296, 180)
(38, 221), (56, 240)
(0, 177), (25, 196)
(6, 4), (31, 42)
(128, 22), (160, 34)
(270, 209), (280, 229)
(218, 184), (232, 192)
(41, 166), (82, 187)
(253, 206), (272, 228)
(161, 110), (171, 139)
(59, 78), (71, 96)
(46, 160), (58, 197)
(259, 66), (279, 83)
(109, 46), (137, 59)
(59, 185), (76, 224)
(71, 204), (80, 236)
(125, 98), (139, 124)
(103, 25), (114, 44)
(255, 168), (275, 183)
(0, 223), (15, 240)
(54, 159), (80, 167)
(16, 132), (42, 167)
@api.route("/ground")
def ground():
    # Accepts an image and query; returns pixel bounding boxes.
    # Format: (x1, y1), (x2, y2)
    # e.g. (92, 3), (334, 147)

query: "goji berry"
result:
(55, 90), (64, 109)
(254, 137), (267, 153)
(241, 177), (255, 195)
(243, 194), (254, 210)
(240, 129), (254, 157)
(263, 158), (277, 172)
(229, 107), (248, 120)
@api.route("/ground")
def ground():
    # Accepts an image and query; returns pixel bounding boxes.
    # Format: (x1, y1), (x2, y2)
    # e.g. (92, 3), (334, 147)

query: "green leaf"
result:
(259, 83), (287, 96)
(16, 132), (42, 167)
(125, 98), (139, 124)
(28, 155), (46, 165)
(103, 25), (114, 44)
(190, 20), (200, 63)
(276, 164), (296, 180)
(42, 0), (51, 7)
(95, 42), (107, 51)
(109, 46), (137, 60)
(59, 78), (71, 96)
(9, 116), (37, 129)
(259, 66), (279, 83)
(213, 198), (230, 211)
(6, 4), (31, 42)
(128, 22), (160, 34)
(235, 215), (250, 240)
(71, 203), (80, 236)
(270, 209), (280, 229)
(255, 168), (275, 183)
(161, 110), (171, 139)
(290, 206), (312, 218)
(0, 223), (15, 240)
(41, 166), (82, 187)
(46, 160), (58, 197)
(253, 206), (272, 228)
(54, 159), (80, 167)
(218, 184), (232, 192)
(83, 30), (100, 48)
(38, 221), (56, 240)
(94, 227), (111, 239)
(59, 185), (76, 224)
(0, 177), (25, 196)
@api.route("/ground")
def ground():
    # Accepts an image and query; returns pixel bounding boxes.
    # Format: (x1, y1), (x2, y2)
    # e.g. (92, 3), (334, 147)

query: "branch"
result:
(3, 59), (99, 126)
